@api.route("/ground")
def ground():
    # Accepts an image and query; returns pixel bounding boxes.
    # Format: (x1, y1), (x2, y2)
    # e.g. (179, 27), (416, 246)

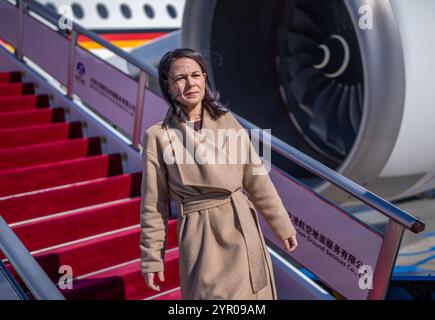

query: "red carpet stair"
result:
(0, 70), (180, 300)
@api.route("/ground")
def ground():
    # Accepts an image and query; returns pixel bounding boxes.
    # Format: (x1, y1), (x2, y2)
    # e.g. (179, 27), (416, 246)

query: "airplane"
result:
(32, 0), (185, 59)
(0, 0), (433, 300)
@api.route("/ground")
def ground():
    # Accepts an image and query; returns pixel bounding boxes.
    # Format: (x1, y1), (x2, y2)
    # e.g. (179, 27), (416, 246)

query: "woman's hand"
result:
(283, 234), (298, 252)
(144, 271), (165, 291)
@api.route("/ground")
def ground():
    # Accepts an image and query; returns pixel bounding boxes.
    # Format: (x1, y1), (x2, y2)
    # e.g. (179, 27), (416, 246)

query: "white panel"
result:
(379, 0), (435, 176)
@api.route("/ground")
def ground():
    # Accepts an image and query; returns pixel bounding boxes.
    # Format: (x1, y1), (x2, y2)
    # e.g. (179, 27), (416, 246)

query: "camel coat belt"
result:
(176, 187), (268, 293)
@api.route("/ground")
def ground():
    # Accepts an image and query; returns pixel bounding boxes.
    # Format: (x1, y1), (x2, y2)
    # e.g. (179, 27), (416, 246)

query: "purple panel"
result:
(258, 165), (383, 299)
(22, 14), (69, 85)
(0, 1), (19, 47)
(140, 89), (170, 140)
(73, 45), (139, 137)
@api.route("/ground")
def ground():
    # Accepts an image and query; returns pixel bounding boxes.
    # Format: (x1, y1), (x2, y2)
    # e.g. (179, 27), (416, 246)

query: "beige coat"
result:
(139, 107), (297, 300)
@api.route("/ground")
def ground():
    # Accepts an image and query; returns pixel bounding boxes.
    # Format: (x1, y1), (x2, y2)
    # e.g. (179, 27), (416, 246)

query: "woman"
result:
(140, 48), (298, 300)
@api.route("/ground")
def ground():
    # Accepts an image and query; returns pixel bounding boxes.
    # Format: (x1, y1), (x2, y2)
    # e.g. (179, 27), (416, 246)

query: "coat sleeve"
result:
(232, 117), (297, 241)
(139, 129), (170, 274)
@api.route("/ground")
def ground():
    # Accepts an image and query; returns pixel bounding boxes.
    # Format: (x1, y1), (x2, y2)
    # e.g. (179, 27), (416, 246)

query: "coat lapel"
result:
(165, 108), (242, 191)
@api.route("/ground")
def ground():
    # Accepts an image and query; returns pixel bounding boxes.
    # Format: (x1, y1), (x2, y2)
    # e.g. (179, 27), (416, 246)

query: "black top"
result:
(187, 119), (203, 131)
(187, 106), (204, 131)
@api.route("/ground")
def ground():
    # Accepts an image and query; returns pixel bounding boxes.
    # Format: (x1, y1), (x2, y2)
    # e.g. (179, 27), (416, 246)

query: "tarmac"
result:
(345, 196), (435, 275)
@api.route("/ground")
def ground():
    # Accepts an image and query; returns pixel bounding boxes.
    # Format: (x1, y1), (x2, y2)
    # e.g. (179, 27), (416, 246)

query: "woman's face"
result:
(167, 57), (206, 110)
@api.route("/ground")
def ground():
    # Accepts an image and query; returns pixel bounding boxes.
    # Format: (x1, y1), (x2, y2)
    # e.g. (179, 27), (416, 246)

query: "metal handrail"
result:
(0, 258), (28, 300)
(0, 216), (65, 300)
(234, 114), (426, 234)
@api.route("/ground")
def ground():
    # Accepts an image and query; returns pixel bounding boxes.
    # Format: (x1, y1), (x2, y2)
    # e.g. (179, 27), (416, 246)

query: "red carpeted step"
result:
(34, 227), (141, 281)
(0, 121), (83, 149)
(0, 153), (123, 197)
(0, 135), (100, 169)
(153, 288), (181, 300)
(0, 137), (101, 170)
(0, 107), (65, 130)
(0, 71), (21, 84)
(61, 248), (179, 300)
(11, 198), (141, 252)
(0, 172), (142, 224)
(0, 82), (34, 97)
(4, 222), (179, 299)
(33, 222), (177, 282)
(0, 94), (49, 112)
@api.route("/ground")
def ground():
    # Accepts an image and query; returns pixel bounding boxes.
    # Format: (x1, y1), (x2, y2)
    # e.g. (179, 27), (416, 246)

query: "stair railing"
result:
(0, 216), (65, 300)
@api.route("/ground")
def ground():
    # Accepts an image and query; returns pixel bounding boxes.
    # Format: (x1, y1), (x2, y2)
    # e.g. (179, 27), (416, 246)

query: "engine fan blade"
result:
(349, 86), (361, 133)
(309, 81), (338, 142)
(291, 6), (325, 40)
(325, 83), (346, 154)
(337, 85), (356, 153)
(285, 53), (313, 78)
(289, 67), (323, 102)
(295, 0), (330, 34)
(301, 75), (330, 112)
(287, 31), (318, 54)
